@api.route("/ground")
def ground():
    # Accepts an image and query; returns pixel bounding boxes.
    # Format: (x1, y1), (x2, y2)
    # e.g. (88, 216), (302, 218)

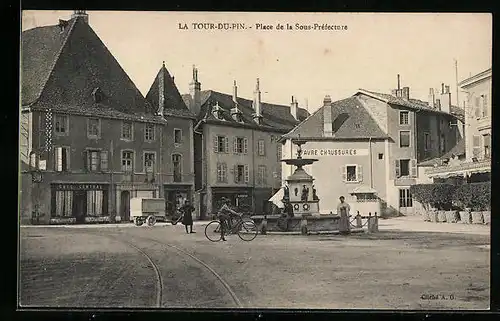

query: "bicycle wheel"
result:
(237, 220), (258, 241)
(205, 220), (223, 242)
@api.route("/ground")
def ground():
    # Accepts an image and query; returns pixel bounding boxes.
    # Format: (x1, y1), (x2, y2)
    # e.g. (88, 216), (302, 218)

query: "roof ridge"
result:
(353, 95), (387, 137)
(30, 18), (77, 107)
(284, 101), (326, 137)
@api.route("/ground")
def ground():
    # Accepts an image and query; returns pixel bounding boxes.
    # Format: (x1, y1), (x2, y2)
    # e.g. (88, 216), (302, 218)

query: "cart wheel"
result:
(147, 215), (156, 226)
(134, 218), (144, 226)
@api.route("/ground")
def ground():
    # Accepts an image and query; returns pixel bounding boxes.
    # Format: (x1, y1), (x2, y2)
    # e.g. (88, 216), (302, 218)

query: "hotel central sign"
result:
(302, 149), (369, 156)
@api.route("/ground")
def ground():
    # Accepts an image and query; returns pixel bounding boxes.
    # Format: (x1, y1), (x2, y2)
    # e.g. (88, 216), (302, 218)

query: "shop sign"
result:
(53, 183), (106, 190)
(237, 194), (248, 198)
(302, 149), (369, 157)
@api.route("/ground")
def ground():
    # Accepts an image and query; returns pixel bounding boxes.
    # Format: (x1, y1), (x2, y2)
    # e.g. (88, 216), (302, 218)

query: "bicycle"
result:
(170, 209), (184, 225)
(204, 214), (258, 242)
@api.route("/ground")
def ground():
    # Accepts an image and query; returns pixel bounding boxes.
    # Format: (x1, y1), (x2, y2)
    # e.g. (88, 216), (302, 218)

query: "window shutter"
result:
(244, 138), (248, 154)
(233, 137), (237, 154)
(475, 107), (481, 118)
(356, 165), (363, 182)
(213, 135), (218, 153)
(62, 147), (68, 171)
(395, 160), (401, 178)
(234, 165), (238, 183)
(244, 165), (249, 183)
(483, 95), (488, 117)
(341, 165), (347, 182)
(55, 147), (62, 171)
(410, 159), (417, 178)
(84, 150), (88, 171)
(100, 151), (108, 171)
(224, 137), (229, 153)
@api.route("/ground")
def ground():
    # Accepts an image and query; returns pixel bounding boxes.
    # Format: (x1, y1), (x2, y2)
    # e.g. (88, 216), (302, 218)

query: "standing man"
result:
(337, 196), (351, 235)
(180, 199), (196, 234)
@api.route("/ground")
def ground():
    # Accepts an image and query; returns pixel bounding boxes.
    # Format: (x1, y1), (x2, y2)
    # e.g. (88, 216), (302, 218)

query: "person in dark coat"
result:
(180, 199), (196, 234)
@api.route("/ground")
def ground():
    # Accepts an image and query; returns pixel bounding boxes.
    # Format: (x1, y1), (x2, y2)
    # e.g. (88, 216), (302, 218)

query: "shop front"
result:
(211, 187), (253, 214)
(164, 184), (193, 218)
(50, 183), (109, 224)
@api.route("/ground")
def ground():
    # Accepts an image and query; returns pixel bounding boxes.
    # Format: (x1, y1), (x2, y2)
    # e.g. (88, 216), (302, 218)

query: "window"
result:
(472, 135), (481, 159)
(482, 94), (488, 118)
(342, 165), (363, 182)
(121, 121), (133, 140)
(399, 131), (410, 148)
(121, 151), (134, 172)
(144, 124), (155, 141)
(217, 162), (227, 182)
(53, 190), (73, 217)
(87, 118), (100, 138)
(277, 145), (282, 160)
(399, 111), (409, 125)
(378, 153), (384, 160)
(235, 165), (245, 183)
(86, 150), (100, 172)
(399, 188), (413, 208)
(172, 154), (182, 182)
(214, 135), (229, 153)
(54, 147), (69, 172)
(424, 132), (431, 151)
(258, 139), (265, 156)
(87, 190), (103, 216)
(54, 114), (68, 135)
(144, 152), (156, 173)
(257, 165), (267, 185)
(174, 129), (182, 144)
(100, 151), (108, 171)
(395, 159), (417, 178)
(483, 134), (491, 159)
(474, 97), (481, 118)
(233, 137), (248, 154)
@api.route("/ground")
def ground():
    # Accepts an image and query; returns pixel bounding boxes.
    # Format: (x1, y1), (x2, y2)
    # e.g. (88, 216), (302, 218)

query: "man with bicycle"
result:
(217, 197), (242, 241)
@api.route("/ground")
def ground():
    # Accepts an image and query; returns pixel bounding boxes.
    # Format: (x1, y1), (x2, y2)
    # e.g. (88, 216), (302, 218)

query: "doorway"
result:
(73, 191), (86, 223)
(121, 191), (131, 222)
(398, 188), (414, 216)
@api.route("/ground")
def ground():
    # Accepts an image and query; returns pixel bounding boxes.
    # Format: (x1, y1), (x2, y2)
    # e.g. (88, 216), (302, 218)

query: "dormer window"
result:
(92, 87), (104, 104)
(231, 108), (244, 123)
(212, 102), (225, 120)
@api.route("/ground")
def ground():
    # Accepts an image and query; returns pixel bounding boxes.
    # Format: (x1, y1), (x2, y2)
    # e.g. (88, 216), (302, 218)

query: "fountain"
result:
(252, 138), (359, 234)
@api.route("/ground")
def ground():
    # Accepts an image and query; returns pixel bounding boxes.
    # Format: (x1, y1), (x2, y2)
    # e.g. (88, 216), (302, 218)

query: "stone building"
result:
(182, 67), (309, 218)
(280, 75), (464, 216)
(19, 11), (192, 224)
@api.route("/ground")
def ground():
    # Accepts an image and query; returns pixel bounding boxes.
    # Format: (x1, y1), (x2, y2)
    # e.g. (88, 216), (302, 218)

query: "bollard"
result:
(356, 211), (362, 228)
(261, 216), (268, 235)
(300, 215), (308, 235)
(373, 212), (379, 232)
(367, 212), (373, 233)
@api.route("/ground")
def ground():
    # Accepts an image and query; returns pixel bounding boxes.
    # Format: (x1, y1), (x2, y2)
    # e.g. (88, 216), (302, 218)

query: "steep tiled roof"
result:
(418, 138), (466, 166)
(283, 97), (388, 140)
(357, 89), (464, 122)
(145, 64), (196, 119)
(182, 90), (309, 132)
(21, 16), (159, 121)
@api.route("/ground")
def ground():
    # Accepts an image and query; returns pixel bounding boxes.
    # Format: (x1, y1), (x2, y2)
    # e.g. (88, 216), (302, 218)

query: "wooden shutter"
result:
(244, 165), (249, 183)
(224, 137), (229, 153)
(244, 138), (248, 154)
(234, 165), (238, 183)
(395, 160), (401, 178)
(410, 159), (417, 178)
(62, 147), (69, 171)
(213, 135), (218, 153)
(84, 150), (88, 171)
(55, 147), (62, 171)
(233, 137), (238, 154)
(483, 95), (488, 117)
(356, 165), (363, 182)
(100, 151), (108, 171)
(341, 165), (347, 182)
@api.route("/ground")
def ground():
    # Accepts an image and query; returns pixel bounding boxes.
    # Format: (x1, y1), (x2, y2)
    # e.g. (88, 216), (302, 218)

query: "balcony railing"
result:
(425, 159), (491, 176)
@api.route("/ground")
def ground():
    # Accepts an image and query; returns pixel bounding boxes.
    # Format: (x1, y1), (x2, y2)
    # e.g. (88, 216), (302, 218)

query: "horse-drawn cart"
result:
(130, 197), (166, 226)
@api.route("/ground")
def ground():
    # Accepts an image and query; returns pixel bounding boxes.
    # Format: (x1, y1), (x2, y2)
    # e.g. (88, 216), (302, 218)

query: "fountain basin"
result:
(281, 158), (318, 166)
(252, 214), (342, 233)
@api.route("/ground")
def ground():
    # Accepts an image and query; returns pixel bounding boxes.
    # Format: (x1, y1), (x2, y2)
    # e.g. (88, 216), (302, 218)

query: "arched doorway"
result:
(120, 191), (131, 222)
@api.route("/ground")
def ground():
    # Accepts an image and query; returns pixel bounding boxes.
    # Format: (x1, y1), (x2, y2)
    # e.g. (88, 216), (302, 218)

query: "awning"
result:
(268, 188), (285, 208)
(350, 185), (377, 194)
(425, 160), (491, 178)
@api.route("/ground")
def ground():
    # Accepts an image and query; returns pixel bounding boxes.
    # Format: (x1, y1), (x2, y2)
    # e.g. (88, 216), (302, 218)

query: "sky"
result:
(21, 11), (492, 113)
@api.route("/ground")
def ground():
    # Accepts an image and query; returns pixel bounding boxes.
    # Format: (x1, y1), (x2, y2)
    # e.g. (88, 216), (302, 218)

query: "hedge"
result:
(410, 182), (490, 211)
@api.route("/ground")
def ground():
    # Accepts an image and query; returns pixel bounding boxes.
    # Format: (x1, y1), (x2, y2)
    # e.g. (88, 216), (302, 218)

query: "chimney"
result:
(435, 99), (441, 111)
(290, 96), (298, 120)
(440, 84), (451, 114)
(232, 80), (238, 104)
(397, 74), (401, 90)
(157, 61), (165, 116)
(392, 74), (404, 98)
(441, 83), (445, 94)
(189, 65), (201, 116)
(402, 86), (410, 100)
(71, 10), (89, 24)
(253, 78), (262, 124)
(428, 88), (435, 108)
(323, 95), (333, 137)
(58, 19), (69, 32)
